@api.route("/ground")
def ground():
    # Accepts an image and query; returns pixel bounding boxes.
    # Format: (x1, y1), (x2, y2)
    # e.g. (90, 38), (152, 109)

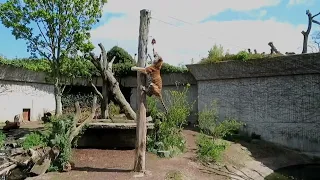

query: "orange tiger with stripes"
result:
(131, 52), (168, 113)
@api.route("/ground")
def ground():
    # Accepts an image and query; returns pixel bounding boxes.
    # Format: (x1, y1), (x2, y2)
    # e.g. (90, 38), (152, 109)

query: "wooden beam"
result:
(133, 9), (151, 173)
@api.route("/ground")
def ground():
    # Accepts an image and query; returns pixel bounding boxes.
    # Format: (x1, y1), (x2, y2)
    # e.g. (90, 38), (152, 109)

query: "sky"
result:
(0, 0), (320, 66)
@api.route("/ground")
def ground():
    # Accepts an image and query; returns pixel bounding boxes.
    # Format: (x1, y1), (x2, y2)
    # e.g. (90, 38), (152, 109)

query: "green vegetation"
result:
(0, 131), (6, 149)
(22, 132), (47, 149)
(196, 101), (243, 163)
(147, 84), (194, 157)
(0, 54), (187, 78)
(196, 134), (228, 162)
(199, 44), (283, 64)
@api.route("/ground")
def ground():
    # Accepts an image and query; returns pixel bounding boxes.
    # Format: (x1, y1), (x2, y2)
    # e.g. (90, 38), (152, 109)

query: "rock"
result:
(30, 157), (51, 175)
(157, 150), (170, 158)
(10, 148), (24, 156)
(14, 114), (23, 123)
(146, 116), (152, 122)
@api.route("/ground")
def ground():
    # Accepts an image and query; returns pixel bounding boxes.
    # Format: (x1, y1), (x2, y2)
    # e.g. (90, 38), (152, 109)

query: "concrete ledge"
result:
(186, 53), (320, 81)
(84, 122), (154, 129)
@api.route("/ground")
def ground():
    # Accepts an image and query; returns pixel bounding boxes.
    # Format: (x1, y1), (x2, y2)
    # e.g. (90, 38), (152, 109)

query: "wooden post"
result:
(133, 9), (151, 172)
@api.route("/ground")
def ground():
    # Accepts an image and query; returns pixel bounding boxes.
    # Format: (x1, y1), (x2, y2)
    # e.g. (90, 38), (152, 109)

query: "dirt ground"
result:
(23, 126), (317, 180)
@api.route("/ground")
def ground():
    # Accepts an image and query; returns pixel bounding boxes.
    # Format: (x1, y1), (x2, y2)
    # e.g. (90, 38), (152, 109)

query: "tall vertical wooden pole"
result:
(133, 9), (151, 172)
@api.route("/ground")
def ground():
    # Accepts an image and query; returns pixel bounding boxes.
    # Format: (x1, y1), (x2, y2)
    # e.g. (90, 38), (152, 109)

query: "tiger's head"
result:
(153, 52), (163, 69)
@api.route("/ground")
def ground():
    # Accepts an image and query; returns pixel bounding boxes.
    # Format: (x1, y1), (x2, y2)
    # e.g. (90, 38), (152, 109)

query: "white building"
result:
(0, 64), (55, 122)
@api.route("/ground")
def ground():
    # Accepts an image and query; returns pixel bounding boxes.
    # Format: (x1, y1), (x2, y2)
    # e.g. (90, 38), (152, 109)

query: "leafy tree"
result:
(0, 0), (107, 116)
(107, 46), (135, 64)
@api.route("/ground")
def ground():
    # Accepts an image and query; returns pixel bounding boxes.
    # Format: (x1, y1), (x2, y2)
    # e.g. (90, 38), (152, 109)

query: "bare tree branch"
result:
(312, 19), (320, 25)
(69, 95), (99, 142)
(312, 12), (320, 18)
(90, 81), (103, 99)
(107, 56), (116, 73)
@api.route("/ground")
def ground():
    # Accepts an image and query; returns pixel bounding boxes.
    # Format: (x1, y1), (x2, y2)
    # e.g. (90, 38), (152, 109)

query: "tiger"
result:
(131, 52), (168, 113)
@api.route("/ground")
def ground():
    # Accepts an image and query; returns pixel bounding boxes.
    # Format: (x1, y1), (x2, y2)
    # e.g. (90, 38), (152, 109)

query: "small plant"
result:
(196, 100), (243, 163)
(235, 50), (249, 61)
(22, 132), (47, 149)
(0, 131), (6, 149)
(109, 101), (120, 115)
(196, 133), (228, 163)
(198, 101), (243, 139)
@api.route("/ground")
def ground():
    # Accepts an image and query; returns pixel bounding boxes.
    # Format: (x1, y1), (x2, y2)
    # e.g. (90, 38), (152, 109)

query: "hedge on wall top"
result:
(0, 56), (188, 78)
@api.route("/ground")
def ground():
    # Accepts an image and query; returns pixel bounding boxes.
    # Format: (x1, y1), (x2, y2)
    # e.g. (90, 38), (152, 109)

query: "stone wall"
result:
(0, 64), (55, 122)
(187, 53), (320, 156)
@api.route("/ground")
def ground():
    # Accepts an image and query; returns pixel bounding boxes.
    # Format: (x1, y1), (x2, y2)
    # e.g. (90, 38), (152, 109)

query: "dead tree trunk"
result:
(89, 44), (136, 120)
(302, 10), (313, 54)
(268, 42), (282, 55)
(133, 9), (150, 174)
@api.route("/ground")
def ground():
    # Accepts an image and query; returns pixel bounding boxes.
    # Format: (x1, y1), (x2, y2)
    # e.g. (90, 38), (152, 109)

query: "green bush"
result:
(0, 48), (187, 78)
(196, 133), (228, 163)
(40, 114), (88, 171)
(147, 84), (194, 157)
(22, 132), (47, 149)
(0, 131), (6, 149)
(198, 101), (243, 139)
(196, 101), (243, 163)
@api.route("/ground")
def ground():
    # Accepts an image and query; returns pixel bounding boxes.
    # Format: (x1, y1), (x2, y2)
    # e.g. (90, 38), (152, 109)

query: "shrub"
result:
(0, 131), (6, 149)
(109, 101), (120, 115)
(147, 84), (194, 157)
(196, 100), (243, 163)
(198, 101), (243, 139)
(22, 132), (47, 149)
(41, 114), (85, 171)
(196, 133), (228, 163)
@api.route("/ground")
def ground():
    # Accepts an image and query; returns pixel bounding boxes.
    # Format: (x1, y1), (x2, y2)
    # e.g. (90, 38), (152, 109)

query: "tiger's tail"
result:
(159, 95), (168, 114)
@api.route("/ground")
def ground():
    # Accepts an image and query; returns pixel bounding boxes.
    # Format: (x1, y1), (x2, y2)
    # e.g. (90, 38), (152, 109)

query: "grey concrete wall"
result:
(187, 53), (320, 156)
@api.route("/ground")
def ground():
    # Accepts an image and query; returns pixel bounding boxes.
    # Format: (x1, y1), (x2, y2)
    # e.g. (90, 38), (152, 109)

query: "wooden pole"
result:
(133, 9), (151, 172)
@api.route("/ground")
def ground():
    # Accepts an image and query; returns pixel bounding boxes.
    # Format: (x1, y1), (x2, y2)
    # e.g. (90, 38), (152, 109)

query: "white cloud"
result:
(288, 0), (314, 6)
(90, 0), (308, 66)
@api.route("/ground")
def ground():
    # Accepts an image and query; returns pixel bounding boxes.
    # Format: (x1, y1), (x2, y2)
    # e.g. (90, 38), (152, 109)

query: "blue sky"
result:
(0, 0), (319, 65)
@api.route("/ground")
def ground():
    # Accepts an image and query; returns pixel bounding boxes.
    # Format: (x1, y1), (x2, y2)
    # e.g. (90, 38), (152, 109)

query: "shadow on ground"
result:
(72, 167), (132, 173)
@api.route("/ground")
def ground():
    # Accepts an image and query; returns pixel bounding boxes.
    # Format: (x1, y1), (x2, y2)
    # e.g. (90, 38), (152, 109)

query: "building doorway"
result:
(22, 108), (31, 121)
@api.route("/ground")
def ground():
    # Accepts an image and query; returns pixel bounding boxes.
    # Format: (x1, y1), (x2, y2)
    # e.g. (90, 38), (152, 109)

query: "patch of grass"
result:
(0, 131), (6, 148)
(196, 100), (242, 163)
(196, 133), (228, 163)
(22, 132), (47, 149)
(165, 170), (184, 180)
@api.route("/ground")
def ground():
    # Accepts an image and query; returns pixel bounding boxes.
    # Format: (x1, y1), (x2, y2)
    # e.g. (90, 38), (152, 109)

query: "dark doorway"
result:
(22, 108), (31, 121)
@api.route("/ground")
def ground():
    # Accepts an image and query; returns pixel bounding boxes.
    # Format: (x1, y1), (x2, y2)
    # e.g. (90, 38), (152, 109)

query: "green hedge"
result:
(0, 57), (187, 78)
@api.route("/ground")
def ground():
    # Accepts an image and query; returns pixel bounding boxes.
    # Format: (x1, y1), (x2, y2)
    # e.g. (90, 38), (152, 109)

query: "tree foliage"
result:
(0, 56), (188, 78)
(0, 0), (107, 115)
(107, 46), (135, 64)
